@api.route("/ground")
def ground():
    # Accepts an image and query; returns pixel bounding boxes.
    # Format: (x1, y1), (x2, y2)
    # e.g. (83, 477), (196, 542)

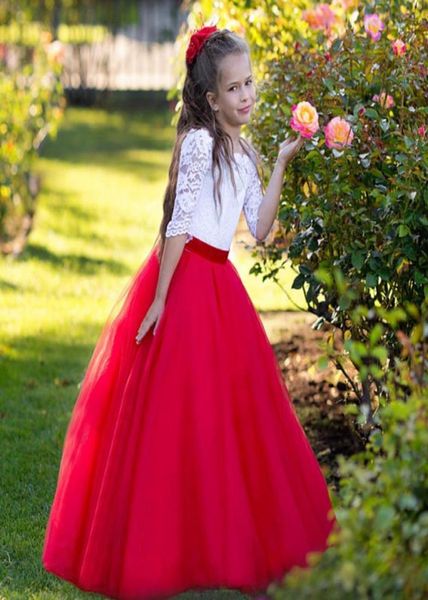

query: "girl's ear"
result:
(206, 91), (217, 112)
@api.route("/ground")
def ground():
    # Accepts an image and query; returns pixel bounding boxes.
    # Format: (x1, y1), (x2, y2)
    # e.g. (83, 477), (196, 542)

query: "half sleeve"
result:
(165, 128), (212, 238)
(243, 157), (273, 241)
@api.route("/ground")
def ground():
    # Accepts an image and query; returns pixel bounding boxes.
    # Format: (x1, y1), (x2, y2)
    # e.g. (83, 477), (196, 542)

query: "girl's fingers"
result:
(136, 314), (161, 343)
(153, 313), (163, 336)
(136, 320), (149, 343)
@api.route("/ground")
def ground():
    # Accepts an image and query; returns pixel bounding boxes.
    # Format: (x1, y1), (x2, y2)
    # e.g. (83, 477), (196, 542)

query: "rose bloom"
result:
(46, 40), (65, 64)
(372, 92), (394, 108)
(364, 13), (385, 41)
(391, 39), (407, 56)
(331, 0), (359, 11)
(324, 116), (354, 149)
(302, 4), (336, 31)
(290, 101), (319, 138)
(417, 125), (426, 138)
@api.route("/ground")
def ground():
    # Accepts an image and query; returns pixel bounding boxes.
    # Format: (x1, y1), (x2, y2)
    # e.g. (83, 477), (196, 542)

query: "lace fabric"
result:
(165, 128), (213, 238)
(165, 127), (271, 248)
(242, 156), (265, 240)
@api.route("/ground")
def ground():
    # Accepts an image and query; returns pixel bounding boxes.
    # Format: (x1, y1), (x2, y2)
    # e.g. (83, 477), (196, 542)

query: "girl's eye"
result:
(229, 79), (252, 91)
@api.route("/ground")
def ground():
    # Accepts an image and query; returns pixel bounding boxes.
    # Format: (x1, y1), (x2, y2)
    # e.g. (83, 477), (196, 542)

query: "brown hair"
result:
(156, 28), (263, 259)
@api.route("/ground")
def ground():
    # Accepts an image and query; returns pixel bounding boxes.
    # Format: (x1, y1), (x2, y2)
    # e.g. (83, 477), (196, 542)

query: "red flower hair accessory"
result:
(185, 25), (219, 66)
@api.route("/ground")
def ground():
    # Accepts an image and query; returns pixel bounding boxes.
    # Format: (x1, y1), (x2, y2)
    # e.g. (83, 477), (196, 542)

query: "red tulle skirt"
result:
(42, 235), (338, 600)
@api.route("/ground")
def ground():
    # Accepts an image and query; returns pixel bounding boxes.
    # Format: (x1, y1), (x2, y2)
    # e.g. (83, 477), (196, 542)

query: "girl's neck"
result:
(217, 118), (242, 151)
(228, 131), (244, 154)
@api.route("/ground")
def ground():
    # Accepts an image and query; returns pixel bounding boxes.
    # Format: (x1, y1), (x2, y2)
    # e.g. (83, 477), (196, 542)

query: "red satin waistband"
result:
(184, 236), (229, 263)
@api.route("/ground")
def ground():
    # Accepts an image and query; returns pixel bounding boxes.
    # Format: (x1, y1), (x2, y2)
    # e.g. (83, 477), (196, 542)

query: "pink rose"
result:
(324, 116), (354, 149)
(417, 125), (426, 138)
(302, 4), (336, 32)
(46, 40), (65, 64)
(290, 101), (320, 138)
(364, 13), (385, 41)
(391, 39), (407, 56)
(372, 92), (394, 108)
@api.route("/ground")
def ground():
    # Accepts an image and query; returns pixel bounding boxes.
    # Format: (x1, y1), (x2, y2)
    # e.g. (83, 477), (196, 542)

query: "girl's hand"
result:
(277, 133), (305, 167)
(135, 297), (165, 344)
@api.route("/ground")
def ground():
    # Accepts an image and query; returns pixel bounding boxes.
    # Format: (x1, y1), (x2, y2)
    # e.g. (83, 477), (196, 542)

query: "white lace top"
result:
(165, 127), (273, 251)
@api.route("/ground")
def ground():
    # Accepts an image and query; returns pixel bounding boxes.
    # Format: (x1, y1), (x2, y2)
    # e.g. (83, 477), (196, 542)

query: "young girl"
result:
(42, 26), (338, 600)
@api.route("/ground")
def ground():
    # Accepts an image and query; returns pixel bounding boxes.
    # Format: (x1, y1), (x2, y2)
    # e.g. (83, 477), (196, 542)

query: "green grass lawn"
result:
(0, 106), (302, 599)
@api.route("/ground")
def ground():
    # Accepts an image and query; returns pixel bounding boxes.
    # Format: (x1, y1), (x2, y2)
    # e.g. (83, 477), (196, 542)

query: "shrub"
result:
(0, 34), (65, 254)
(265, 389), (428, 599)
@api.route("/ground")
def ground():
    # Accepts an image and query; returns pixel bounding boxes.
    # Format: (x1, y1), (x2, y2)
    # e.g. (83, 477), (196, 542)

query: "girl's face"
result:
(206, 52), (256, 130)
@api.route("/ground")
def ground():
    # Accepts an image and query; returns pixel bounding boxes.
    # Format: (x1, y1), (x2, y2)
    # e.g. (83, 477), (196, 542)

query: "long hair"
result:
(156, 28), (263, 259)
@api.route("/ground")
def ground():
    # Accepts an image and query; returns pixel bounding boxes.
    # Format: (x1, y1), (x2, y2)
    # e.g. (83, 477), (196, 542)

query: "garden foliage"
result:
(0, 33), (64, 251)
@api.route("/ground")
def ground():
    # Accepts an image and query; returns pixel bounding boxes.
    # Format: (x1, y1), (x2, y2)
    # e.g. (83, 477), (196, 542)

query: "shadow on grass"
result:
(40, 107), (175, 180)
(18, 241), (129, 275)
(0, 278), (20, 291)
(6, 184), (128, 276)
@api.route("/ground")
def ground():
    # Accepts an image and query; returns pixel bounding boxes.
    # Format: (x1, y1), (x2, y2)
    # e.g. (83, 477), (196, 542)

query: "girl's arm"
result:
(244, 135), (305, 241)
(135, 128), (212, 343)
(136, 237), (186, 343)
(153, 234), (187, 302)
(255, 157), (289, 241)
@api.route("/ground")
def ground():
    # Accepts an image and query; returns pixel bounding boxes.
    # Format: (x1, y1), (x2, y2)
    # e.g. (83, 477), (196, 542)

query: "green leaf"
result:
(398, 224), (410, 237)
(314, 268), (333, 287)
(324, 78), (335, 93)
(375, 505), (395, 529)
(415, 271), (428, 285)
(364, 108), (379, 119)
(331, 38), (343, 52)
(317, 355), (329, 370)
(369, 324), (384, 345)
(366, 272), (378, 288)
(380, 119), (390, 132)
(372, 346), (388, 363)
(292, 273), (306, 289)
(339, 295), (351, 310)
(351, 250), (365, 269)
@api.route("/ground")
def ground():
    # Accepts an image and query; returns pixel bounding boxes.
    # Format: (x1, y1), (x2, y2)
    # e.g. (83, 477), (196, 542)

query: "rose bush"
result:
(245, 0), (427, 410)
(268, 392), (428, 599)
(0, 34), (65, 254)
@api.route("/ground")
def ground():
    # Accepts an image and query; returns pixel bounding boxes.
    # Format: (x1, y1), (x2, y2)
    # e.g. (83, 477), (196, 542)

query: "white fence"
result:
(62, 34), (178, 91)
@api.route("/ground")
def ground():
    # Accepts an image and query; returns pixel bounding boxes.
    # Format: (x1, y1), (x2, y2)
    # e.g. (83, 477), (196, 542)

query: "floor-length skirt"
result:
(42, 235), (338, 600)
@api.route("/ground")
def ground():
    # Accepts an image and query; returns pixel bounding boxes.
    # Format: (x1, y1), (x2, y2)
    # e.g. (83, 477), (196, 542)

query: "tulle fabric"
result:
(42, 235), (338, 600)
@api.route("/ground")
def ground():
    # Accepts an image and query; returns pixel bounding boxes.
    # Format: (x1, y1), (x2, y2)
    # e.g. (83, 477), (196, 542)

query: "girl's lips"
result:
(238, 105), (251, 113)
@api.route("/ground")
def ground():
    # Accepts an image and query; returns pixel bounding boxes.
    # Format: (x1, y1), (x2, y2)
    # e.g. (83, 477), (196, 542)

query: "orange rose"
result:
(290, 101), (320, 138)
(324, 116), (354, 149)
(372, 92), (394, 108)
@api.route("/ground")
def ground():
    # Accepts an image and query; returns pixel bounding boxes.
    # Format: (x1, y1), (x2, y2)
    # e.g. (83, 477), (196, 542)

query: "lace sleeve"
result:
(165, 128), (213, 238)
(243, 157), (272, 241)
